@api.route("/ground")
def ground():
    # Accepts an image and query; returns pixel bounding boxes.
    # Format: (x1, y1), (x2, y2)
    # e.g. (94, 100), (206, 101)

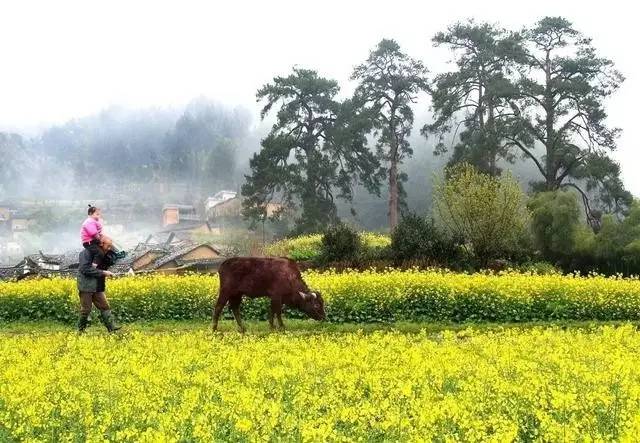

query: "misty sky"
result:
(2, 0), (638, 194)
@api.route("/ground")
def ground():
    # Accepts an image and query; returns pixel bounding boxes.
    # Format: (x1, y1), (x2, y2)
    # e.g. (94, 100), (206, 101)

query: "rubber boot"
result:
(99, 310), (121, 333)
(77, 313), (89, 333)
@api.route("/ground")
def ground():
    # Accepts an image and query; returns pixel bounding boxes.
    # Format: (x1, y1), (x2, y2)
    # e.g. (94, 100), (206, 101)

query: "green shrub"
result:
(434, 164), (530, 266)
(288, 248), (319, 262)
(528, 191), (581, 263)
(320, 224), (361, 263)
(391, 213), (460, 264)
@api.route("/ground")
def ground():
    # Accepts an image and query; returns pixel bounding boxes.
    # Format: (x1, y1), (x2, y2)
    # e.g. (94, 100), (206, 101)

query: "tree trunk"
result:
(388, 157), (399, 231)
(543, 50), (556, 191)
(487, 99), (497, 176)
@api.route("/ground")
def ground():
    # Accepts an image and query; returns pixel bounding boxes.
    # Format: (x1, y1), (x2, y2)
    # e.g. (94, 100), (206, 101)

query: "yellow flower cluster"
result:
(264, 232), (390, 259)
(305, 268), (640, 322)
(1, 325), (640, 441)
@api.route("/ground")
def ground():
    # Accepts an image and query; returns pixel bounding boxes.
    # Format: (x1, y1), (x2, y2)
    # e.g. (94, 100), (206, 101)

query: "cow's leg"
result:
(229, 296), (246, 333)
(269, 299), (282, 331)
(274, 300), (285, 330)
(268, 300), (276, 330)
(276, 311), (285, 330)
(212, 290), (230, 332)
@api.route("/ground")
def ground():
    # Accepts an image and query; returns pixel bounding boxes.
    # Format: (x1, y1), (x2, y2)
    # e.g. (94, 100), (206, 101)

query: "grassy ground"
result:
(0, 318), (636, 336)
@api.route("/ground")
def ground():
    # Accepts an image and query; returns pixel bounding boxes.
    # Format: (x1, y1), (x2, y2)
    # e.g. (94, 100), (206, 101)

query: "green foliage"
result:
(320, 224), (362, 263)
(391, 213), (460, 264)
(592, 202), (640, 272)
(242, 68), (381, 234)
(288, 248), (319, 262)
(351, 39), (428, 229)
(528, 191), (582, 262)
(527, 194), (640, 275)
(5, 270), (640, 324)
(512, 17), (630, 218)
(434, 164), (530, 266)
(426, 17), (631, 223)
(425, 21), (522, 176)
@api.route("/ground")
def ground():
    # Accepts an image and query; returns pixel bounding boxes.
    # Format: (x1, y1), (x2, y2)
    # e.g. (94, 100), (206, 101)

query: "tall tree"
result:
(424, 21), (524, 176)
(242, 68), (381, 234)
(351, 39), (428, 230)
(507, 17), (630, 227)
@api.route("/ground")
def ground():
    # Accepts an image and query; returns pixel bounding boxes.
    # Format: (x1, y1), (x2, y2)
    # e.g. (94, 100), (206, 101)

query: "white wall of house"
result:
(38, 262), (60, 271)
(205, 190), (237, 212)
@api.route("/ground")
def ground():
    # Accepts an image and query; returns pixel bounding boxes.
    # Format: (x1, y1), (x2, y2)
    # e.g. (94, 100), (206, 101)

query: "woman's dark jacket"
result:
(77, 248), (115, 293)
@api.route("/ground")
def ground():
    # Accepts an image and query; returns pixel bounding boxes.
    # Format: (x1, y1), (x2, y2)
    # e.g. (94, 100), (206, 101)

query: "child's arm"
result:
(96, 220), (103, 239)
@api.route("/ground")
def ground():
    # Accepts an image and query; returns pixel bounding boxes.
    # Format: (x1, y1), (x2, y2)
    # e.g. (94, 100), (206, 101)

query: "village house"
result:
(150, 243), (224, 274)
(208, 197), (241, 219)
(0, 266), (21, 280)
(0, 250), (80, 281)
(160, 202), (218, 239)
(110, 240), (225, 275)
(205, 190), (237, 213)
(162, 204), (200, 227)
(0, 239), (228, 281)
(207, 195), (284, 222)
(119, 247), (168, 272)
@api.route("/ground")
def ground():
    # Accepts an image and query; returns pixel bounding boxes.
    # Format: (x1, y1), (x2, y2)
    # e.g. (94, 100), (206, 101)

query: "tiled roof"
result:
(111, 263), (134, 274)
(124, 246), (167, 264)
(151, 243), (223, 269)
(163, 204), (195, 210)
(145, 232), (190, 246)
(174, 257), (226, 266)
(27, 253), (60, 264)
(0, 267), (21, 280)
(21, 250), (81, 271)
(151, 244), (199, 268)
(0, 267), (76, 281)
(60, 250), (82, 269)
(0, 240), (229, 279)
(157, 221), (210, 233)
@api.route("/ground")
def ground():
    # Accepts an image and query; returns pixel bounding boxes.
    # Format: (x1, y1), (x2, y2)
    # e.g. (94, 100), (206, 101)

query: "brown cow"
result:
(212, 257), (325, 332)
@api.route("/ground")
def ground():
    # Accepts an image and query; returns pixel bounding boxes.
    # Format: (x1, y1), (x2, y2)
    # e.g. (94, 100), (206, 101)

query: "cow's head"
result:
(298, 291), (326, 321)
